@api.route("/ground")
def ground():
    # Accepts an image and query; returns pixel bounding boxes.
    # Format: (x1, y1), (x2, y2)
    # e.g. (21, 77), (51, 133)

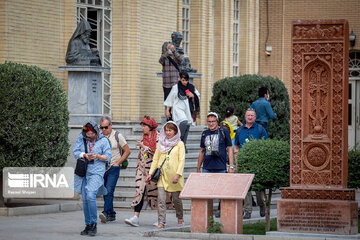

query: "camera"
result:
(211, 150), (220, 157)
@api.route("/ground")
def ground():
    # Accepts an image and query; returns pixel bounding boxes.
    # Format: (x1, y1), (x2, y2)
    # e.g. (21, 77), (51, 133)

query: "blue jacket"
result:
(234, 122), (268, 149)
(73, 121), (112, 195)
(250, 98), (276, 123)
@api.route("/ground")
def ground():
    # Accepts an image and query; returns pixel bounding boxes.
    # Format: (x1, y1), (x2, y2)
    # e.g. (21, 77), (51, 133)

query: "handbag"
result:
(74, 138), (89, 177)
(151, 147), (174, 183)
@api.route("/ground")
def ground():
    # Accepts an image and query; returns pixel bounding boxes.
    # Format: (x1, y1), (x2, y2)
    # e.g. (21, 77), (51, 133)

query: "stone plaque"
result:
(278, 199), (358, 235)
(277, 19), (358, 235)
(180, 173), (253, 199)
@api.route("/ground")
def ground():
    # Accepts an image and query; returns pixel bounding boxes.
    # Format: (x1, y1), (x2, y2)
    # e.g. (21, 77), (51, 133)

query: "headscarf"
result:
(158, 121), (181, 153)
(140, 116), (158, 153)
(82, 121), (100, 140)
(177, 81), (200, 118)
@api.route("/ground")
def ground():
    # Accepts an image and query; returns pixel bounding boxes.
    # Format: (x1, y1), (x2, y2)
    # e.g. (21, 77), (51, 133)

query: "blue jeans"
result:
(256, 121), (268, 130)
(81, 177), (98, 225)
(102, 166), (120, 217)
(202, 169), (227, 173)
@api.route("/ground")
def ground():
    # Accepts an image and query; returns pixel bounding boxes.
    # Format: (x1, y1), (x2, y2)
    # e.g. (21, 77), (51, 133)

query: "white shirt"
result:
(164, 84), (200, 125)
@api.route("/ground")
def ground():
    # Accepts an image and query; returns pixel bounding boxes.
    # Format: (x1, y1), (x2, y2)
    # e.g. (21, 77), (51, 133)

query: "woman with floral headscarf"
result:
(73, 121), (112, 236)
(125, 116), (159, 227)
(145, 121), (185, 229)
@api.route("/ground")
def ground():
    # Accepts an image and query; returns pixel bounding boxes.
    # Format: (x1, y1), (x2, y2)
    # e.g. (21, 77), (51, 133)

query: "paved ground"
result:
(0, 207), (273, 240)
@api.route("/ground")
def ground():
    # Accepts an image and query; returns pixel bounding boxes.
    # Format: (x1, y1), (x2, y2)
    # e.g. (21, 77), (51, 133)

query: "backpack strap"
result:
(115, 131), (123, 156)
(257, 124), (263, 137)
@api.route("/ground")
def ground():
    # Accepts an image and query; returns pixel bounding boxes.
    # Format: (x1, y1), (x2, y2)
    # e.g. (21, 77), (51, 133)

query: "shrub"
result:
(0, 62), (69, 169)
(207, 216), (222, 233)
(348, 147), (360, 189)
(210, 74), (290, 141)
(237, 138), (290, 231)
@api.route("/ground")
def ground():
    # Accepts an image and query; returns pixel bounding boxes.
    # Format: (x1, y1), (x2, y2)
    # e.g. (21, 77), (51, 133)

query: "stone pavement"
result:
(0, 207), (275, 240)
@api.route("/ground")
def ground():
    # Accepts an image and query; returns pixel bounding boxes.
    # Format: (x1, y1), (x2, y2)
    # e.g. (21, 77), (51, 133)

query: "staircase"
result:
(95, 121), (281, 211)
(96, 121), (205, 210)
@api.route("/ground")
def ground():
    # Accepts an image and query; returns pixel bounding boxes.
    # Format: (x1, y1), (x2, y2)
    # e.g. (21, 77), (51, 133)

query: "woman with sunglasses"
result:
(164, 71), (200, 150)
(125, 116), (160, 227)
(73, 121), (112, 236)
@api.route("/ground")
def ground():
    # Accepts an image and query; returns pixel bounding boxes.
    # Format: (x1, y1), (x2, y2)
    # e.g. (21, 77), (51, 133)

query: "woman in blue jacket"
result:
(73, 121), (112, 236)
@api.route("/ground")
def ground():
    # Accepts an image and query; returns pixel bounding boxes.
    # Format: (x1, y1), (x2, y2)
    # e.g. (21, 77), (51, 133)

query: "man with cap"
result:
(196, 112), (234, 217)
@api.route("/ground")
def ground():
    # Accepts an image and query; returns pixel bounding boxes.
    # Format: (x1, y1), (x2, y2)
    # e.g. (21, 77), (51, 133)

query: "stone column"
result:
(59, 66), (111, 125)
(277, 20), (358, 235)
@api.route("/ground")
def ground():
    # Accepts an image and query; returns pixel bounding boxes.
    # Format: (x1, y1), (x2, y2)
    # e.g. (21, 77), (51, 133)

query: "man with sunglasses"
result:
(234, 108), (268, 220)
(98, 116), (131, 223)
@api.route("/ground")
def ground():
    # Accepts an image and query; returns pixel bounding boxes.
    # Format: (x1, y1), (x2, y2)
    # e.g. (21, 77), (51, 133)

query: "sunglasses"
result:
(100, 125), (109, 130)
(247, 107), (255, 111)
(83, 127), (95, 131)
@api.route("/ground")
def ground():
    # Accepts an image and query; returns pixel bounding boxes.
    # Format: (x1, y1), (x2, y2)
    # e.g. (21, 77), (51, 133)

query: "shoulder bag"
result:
(74, 138), (89, 177)
(151, 147), (174, 183)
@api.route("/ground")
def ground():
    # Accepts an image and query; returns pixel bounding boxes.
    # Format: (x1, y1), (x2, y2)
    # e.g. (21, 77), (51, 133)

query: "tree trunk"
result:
(265, 188), (272, 232)
(0, 173), (4, 207)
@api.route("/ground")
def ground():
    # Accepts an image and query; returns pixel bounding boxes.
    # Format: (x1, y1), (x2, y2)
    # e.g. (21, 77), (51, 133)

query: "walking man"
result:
(234, 108), (268, 219)
(250, 86), (276, 130)
(99, 116), (131, 223)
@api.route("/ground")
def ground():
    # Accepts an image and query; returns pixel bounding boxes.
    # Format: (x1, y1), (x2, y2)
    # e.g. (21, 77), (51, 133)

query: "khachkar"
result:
(59, 19), (110, 125)
(277, 20), (358, 235)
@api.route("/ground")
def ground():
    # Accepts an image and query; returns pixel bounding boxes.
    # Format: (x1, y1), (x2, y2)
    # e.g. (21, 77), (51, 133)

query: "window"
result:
(76, 0), (112, 115)
(233, 0), (239, 76)
(182, 0), (190, 56)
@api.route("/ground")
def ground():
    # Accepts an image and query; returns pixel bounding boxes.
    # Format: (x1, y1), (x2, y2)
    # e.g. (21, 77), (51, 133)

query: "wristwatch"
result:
(229, 166), (235, 170)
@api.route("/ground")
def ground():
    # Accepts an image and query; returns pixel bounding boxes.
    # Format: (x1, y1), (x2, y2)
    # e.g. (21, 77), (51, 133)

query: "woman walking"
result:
(146, 121), (185, 229)
(125, 116), (159, 227)
(73, 121), (112, 236)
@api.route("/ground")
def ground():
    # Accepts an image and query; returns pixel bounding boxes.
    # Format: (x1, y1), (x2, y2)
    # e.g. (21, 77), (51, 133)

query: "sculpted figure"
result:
(169, 32), (197, 73)
(66, 19), (101, 66)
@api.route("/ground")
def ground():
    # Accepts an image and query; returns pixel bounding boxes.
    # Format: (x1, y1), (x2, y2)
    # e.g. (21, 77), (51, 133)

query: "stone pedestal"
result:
(277, 19), (358, 235)
(180, 173), (253, 234)
(190, 199), (213, 233)
(59, 66), (110, 125)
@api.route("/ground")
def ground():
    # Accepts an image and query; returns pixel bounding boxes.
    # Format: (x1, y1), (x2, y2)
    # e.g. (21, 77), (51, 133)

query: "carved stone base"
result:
(277, 198), (358, 235)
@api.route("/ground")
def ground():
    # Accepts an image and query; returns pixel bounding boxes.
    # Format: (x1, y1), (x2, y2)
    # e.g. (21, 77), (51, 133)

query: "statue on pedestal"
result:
(66, 19), (101, 66)
(162, 32), (197, 73)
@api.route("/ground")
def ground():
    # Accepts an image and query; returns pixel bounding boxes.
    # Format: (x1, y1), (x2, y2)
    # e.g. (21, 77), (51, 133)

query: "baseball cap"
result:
(207, 112), (219, 121)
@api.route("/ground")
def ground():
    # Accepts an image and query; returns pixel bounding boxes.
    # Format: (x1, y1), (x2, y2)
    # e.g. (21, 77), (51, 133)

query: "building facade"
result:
(1, 0), (359, 147)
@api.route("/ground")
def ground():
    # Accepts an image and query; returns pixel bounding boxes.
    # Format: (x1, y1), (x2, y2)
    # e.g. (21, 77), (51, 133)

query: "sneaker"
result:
(124, 215), (139, 227)
(177, 219), (185, 227)
(80, 224), (91, 235)
(260, 206), (265, 217)
(87, 223), (97, 236)
(99, 213), (107, 223)
(153, 221), (167, 227)
(107, 215), (116, 222)
(154, 223), (165, 229)
(243, 212), (251, 219)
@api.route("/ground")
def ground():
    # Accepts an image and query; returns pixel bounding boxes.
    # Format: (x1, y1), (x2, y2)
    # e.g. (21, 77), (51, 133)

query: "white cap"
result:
(207, 112), (219, 121)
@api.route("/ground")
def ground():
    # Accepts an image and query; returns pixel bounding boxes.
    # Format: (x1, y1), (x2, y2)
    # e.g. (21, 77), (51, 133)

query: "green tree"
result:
(237, 139), (290, 231)
(210, 74), (290, 141)
(348, 147), (360, 189)
(0, 62), (69, 206)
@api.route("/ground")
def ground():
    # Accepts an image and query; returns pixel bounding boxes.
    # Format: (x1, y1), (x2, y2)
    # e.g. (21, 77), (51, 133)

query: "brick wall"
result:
(0, 0), (76, 89)
(257, 0), (360, 94)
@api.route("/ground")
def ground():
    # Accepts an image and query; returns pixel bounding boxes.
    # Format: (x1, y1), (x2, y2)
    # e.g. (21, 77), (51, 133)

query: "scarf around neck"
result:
(158, 121), (181, 153)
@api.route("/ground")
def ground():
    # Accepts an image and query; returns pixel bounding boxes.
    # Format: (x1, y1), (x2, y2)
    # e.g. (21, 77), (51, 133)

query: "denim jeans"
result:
(81, 177), (98, 225)
(102, 166), (120, 217)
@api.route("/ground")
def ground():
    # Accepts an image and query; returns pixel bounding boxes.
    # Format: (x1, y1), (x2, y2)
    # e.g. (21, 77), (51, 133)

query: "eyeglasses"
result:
(100, 125), (109, 130)
(207, 120), (217, 123)
(247, 108), (255, 111)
